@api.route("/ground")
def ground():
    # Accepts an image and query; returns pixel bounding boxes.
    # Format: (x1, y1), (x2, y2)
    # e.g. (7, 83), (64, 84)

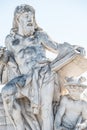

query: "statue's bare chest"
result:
(11, 35), (43, 54)
(11, 35), (45, 62)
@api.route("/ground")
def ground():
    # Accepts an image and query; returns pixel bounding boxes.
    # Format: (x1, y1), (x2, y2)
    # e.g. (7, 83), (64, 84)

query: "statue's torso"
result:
(61, 97), (83, 129)
(7, 32), (47, 74)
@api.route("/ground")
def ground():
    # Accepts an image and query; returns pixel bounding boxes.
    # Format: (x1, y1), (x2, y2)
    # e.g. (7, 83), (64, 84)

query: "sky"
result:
(0, 0), (87, 50)
(0, 0), (87, 90)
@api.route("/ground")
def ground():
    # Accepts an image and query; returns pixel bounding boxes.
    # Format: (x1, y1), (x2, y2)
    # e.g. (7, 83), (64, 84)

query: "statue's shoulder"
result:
(5, 34), (13, 41)
(35, 30), (48, 38)
(5, 34), (13, 45)
(5, 34), (16, 51)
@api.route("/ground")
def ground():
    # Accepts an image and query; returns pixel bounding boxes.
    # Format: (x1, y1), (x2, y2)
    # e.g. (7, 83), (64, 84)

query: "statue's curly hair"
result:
(11, 4), (42, 35)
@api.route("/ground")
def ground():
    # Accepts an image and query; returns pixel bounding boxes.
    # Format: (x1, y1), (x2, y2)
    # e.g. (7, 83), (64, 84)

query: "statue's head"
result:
(14, 4), (35, 18)
(63, 76), (87, 100)
(12, 4), (41, 36)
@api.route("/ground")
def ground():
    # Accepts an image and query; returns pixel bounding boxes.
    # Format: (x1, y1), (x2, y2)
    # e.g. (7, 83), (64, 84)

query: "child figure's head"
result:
(63, 76), (87, 100)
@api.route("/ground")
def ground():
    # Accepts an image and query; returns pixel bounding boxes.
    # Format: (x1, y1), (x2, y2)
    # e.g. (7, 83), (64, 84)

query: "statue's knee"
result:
(1, 87), (10, 100)
(3, 94), (13, 103)
(2, 94), (14, 112)
(1, 84), (16, 103)
(2, 94), (10, 104)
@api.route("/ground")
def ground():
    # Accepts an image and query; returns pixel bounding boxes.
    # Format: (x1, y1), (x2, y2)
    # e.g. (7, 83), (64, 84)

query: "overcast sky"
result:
(0, 0), (87, 50)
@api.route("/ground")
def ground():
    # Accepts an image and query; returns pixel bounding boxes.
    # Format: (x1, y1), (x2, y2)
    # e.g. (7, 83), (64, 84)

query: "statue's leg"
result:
(12, 100), (25, 130)
(2, 96), (17, 129)
(40, 79), (54, 130)
(3, 95), (25, 130)
(2, 84), (25, 130)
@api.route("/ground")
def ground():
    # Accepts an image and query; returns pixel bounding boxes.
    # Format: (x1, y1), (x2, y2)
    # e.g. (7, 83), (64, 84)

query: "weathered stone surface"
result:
(0, 4), (87, 130)
(0, 94), (14, 130)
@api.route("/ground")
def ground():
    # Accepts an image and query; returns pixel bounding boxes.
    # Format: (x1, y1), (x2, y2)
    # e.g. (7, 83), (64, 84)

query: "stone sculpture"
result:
(54, 77), (87, 130)
(0, 4), (86, 130)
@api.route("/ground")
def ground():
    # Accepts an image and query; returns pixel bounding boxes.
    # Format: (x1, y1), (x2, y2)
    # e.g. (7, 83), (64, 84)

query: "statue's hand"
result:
(74, 46), (86, 56)
(76, 123), (85, 130)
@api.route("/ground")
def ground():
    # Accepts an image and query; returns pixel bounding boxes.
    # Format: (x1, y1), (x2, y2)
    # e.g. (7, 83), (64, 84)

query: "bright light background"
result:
(0, 0), (87, 49)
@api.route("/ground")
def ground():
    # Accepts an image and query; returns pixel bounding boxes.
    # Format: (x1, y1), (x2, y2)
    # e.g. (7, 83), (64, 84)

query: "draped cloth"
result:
(20, 64), (55, 114)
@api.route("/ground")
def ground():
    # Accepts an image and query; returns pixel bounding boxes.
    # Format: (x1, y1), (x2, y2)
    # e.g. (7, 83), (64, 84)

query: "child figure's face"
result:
(65, 85), (85, 100)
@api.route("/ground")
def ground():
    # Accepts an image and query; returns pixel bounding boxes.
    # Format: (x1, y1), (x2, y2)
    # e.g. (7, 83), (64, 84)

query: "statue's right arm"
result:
(5, 35), (13, 52)
(0, 35), (19, 84)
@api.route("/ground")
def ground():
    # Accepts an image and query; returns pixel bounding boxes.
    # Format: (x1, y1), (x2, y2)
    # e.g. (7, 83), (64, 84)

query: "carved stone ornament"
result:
(0, 4), (87, 130)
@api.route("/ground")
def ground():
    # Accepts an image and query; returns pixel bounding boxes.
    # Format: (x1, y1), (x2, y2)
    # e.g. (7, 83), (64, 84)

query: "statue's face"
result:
(18, 11), (35, 36)
(65, 85), (85, 100)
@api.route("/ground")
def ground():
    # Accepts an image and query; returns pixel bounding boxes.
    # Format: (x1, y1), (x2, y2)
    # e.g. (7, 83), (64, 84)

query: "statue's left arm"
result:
(38, 31), (86, 57)
(76, 104), (87, 130)
(38, 31), (58, 53)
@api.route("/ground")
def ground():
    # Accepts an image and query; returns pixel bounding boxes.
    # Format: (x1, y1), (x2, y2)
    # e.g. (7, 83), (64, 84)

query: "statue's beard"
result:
(23, 25), (35, 36)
